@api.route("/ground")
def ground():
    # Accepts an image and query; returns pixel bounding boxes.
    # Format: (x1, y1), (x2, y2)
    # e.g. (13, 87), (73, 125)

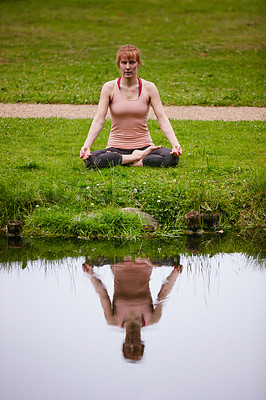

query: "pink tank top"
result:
(107, 78), (154, 149)
(112, 261), (153, 328)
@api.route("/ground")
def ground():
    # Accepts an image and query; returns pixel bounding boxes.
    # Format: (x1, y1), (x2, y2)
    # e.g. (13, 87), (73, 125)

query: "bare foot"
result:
(132, 145), (161, 161)
(131, 159), (144, 167)
(82, 262), (94, 275)
(121, 146), (162, 166)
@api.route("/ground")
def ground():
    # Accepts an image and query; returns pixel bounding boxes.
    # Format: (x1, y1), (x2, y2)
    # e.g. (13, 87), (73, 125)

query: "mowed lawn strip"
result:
(0, 0), (265, 106)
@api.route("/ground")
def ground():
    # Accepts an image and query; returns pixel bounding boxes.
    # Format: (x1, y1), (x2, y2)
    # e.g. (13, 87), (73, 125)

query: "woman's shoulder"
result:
(102, 79), (116, 92)
(142, 79), (155, 86)
(142, 79), (158, 96)
(100, 80), (117, 99)
(103, 79), (117, 87)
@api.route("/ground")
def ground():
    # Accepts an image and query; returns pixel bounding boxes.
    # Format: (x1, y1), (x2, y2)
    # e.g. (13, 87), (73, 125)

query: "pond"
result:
(0, 234), (265, 400)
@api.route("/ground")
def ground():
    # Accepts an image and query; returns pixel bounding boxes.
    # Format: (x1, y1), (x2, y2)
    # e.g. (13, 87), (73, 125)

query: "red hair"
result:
(116, 44), (141, 67)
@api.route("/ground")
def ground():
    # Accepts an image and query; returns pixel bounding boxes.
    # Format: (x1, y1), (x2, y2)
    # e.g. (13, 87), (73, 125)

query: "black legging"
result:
(84, 146), (179, 169)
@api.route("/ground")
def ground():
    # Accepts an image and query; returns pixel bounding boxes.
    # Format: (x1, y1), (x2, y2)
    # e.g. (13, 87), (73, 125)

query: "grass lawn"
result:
(0, 117), (265, 239)
(0, 0), (265, 106)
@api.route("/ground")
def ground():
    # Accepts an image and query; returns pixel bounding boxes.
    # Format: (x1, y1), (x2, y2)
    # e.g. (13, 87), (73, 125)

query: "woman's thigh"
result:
(143, 147), (179, 167)
(84, 149), (123, 169)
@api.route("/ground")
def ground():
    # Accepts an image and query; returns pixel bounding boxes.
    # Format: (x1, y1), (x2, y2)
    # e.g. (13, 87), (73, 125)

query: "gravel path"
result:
(0, 103), (265, 121)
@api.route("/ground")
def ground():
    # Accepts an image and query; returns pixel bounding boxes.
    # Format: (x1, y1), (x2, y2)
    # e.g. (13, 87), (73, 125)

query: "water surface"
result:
(0, 235), (265, 400)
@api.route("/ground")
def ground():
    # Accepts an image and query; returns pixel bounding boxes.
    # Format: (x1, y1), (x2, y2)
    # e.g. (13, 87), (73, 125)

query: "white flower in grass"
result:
(133, 188), (138, 193)
(90, 203), (94, 207)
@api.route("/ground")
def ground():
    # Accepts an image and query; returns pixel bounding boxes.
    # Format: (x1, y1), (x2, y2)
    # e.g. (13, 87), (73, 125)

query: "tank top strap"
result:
(138, 78), (142, 97)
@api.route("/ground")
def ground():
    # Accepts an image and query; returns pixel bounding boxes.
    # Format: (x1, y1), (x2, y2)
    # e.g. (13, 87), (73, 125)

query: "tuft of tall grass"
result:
(25, 207), (145, 239)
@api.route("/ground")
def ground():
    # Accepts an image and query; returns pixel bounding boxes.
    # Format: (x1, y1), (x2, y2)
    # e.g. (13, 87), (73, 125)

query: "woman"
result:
(80, 44), (182, 168)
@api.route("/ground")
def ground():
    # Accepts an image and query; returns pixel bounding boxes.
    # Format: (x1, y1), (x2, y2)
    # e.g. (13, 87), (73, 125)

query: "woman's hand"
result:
(174, 264), (183, 273)
(80, 146), (91, 160)
(171, 144), (182, 156)
(82, 262), (94, 276)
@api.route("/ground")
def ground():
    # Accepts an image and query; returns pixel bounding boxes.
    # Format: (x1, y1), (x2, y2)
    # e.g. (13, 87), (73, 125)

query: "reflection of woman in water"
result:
(83, 257), (183, 362)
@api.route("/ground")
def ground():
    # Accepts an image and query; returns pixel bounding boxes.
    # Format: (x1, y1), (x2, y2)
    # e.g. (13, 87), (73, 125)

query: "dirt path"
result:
(0, 103), (265, 121)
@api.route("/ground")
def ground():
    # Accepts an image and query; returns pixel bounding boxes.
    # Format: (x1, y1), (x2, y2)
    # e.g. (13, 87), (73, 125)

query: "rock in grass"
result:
(121, 208), (159, 232)
(185, 210), (203, 235)
(6, 220), (23, 237)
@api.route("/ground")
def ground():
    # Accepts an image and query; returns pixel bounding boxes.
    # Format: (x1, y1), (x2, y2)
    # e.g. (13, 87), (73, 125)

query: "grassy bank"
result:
(0, 117), (265, 238)
(0, 0), (265, 106)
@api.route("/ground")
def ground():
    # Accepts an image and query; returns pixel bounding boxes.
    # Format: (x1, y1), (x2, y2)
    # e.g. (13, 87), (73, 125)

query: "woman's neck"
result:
(121, 76), (138, 88)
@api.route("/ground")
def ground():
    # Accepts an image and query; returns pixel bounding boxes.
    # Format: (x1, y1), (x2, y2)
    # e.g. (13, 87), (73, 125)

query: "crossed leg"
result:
(84, 145), (178, 169)
(121, 145), (162, 166)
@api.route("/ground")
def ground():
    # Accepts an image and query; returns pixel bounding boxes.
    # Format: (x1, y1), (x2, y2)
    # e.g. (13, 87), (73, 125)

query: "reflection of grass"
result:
(0, 118), (265, 238)
(0, 233), (265, 267)
(0, 0), (265, 105)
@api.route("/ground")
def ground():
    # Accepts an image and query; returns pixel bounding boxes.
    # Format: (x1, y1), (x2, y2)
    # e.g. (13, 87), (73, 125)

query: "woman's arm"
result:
(80, 81), (114, 160)
(82, 263), (117, 326)
(147, 82), (182, 156)
(150, 265), (183, 325)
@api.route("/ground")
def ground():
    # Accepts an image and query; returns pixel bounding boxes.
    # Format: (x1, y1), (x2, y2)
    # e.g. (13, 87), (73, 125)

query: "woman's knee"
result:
(158, 147), (179, 167)
(83, 157), (94, 168)
(84, 151), (122, 169)
(83, 150), (105, 169)
(164, 153), (179, 167)
(143, 147), (179, 167)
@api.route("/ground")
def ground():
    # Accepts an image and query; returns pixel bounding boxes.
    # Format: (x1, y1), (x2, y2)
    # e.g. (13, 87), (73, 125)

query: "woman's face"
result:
(119, 58), (141, 78)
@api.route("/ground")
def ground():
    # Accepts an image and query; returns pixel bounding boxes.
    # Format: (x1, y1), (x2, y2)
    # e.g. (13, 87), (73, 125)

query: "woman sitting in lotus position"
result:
(80, 44), (182, 168)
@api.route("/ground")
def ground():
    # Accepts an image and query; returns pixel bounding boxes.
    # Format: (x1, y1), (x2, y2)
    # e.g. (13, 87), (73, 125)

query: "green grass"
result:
(0, 0), (265, 105)
(0, 117), (265, 238)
